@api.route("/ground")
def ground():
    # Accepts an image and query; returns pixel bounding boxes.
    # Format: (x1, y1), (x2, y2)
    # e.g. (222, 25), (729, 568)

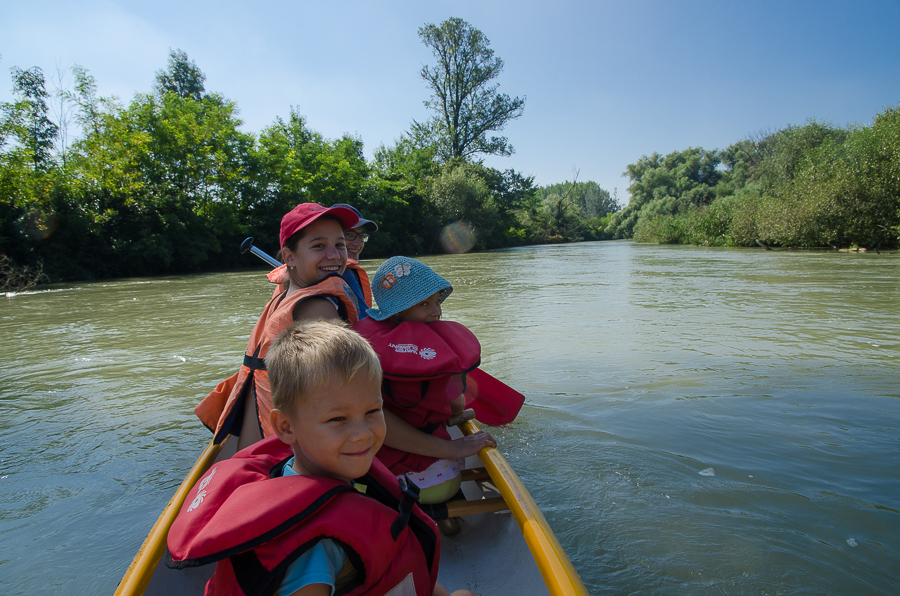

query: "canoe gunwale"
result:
(460, 421), (588, 596)
(113, 437), (229, 596)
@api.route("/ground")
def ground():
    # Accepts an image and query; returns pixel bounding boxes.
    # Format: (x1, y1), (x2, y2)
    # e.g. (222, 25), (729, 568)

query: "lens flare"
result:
(439, 221), (476, 254)
(17, 210), (59, 241)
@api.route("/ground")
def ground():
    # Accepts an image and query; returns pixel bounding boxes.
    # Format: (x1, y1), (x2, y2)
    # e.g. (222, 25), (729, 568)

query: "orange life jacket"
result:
(269, 262), (371, 313)
(194, 275), (359, 443)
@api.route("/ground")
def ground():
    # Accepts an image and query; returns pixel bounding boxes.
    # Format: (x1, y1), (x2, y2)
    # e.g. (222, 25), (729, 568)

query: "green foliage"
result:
(252, 108), (370, 251)
(618, 113), (899, 249)
(534, 181), (618, 219)
(6, 66), (58, 170)
(5, 40), (897, 286)
(413, 17), (525, 161)
(721, 121), (846, 193)
(608, 147), (722, 239)
(370, 139), (542, 252)
(154, 49), (206, 101)
(752, 109), (900, 248)
(424, 161), (498, 247)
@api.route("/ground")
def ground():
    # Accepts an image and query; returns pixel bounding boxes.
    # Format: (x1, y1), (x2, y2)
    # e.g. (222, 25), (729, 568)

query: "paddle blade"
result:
(464, 368), (525, 426)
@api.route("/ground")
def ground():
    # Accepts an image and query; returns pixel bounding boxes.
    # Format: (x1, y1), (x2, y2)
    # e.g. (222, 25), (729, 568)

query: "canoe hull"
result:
(119, 423), (587, 596)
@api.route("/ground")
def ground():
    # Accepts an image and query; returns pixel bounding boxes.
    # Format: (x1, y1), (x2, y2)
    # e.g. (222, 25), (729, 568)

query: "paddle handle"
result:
(241, 237), (281, 269)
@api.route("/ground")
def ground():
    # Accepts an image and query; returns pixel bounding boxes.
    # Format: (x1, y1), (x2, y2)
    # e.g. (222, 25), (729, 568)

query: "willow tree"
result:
(413, 17), (525, 161)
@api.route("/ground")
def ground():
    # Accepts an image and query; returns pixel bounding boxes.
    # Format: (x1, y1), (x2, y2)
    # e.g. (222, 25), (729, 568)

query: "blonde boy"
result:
(167, 320), (474, 596)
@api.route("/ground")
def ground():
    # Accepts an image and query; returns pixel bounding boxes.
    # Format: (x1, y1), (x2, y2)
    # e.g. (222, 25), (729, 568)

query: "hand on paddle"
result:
(446, 429), (496, 460)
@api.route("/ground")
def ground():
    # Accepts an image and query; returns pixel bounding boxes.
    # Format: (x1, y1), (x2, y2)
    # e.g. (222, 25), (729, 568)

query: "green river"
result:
(1, 241), (898, 595)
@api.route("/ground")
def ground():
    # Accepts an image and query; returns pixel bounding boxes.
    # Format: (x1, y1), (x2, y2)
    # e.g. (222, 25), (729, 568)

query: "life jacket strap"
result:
(417, 420), (442, 435)
(243, 344), (266, 371)
(391, 477), (421, 541)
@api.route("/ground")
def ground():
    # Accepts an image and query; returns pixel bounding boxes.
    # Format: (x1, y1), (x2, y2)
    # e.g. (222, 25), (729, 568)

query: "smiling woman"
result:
(193, 203), (363, 451)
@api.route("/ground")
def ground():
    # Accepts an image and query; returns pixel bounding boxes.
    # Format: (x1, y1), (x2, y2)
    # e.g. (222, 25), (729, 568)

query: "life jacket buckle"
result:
(398, 477), (421, 502)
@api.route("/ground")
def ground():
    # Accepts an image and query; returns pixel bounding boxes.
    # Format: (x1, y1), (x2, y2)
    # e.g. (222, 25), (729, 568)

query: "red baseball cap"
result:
(279, 203), (360, 248)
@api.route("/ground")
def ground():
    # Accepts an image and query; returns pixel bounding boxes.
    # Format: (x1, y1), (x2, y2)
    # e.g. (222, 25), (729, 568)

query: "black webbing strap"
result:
(417, 420), (442, 435)
(391, 477), (421, 541)
(243, 344), (266, 371)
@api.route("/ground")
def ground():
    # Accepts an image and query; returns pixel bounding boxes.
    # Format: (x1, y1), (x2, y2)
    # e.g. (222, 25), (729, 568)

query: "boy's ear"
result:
(270, 408), (296, 444)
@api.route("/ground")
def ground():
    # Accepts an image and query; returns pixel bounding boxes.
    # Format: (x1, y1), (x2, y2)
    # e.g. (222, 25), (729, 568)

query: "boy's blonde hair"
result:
(267, 320), (382, 413)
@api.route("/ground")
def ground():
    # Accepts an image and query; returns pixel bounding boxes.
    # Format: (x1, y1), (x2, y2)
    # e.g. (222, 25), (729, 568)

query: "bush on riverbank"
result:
(618, 109), (900, 249)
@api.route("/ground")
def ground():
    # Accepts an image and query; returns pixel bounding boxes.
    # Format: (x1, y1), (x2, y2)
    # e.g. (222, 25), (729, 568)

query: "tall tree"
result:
(413, 17), (525, 161)
(9, 66), (58, 170)
(154, 49), (206, 101)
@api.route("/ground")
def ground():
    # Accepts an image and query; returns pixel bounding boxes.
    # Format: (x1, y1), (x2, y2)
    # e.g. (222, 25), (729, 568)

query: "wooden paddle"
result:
(241, 237), (525, 425)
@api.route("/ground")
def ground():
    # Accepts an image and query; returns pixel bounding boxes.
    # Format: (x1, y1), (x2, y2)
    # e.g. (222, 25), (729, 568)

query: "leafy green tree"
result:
(607, 147), (722, 238)
(251, 108), (370, 251)
(154, 49), (206, 101)
(721, 121), (845, 194)
(755, 108), (899, 248)
(422, 160), (498, 248)
(536, 181), (618, 219)
(8, 66), (58, 170)
(413, 17), (525, 161)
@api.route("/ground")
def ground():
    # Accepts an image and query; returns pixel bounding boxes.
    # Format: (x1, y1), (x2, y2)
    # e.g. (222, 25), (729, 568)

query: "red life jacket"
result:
(166, 436), (440, 596)
(195, 275), (359, 444)
(352, 318), (481, 475)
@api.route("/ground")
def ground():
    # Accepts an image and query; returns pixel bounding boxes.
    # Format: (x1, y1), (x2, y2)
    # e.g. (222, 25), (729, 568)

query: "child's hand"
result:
(448, 430), (497, 459)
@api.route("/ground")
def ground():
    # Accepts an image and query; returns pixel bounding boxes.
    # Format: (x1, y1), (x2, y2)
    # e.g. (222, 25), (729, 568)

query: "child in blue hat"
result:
(353, 257), (496, 505)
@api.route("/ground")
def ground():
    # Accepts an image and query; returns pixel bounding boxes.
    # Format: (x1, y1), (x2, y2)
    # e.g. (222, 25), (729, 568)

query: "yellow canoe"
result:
(114, 421), (588, 596)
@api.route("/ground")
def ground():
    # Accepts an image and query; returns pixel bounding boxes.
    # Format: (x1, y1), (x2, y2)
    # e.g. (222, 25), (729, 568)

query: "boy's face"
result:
(393, 291), (443, 324)
(286, 373), (386, 482)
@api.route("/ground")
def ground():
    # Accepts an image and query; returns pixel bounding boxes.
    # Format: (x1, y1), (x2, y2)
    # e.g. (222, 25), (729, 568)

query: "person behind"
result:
(353, 257), (496, 505)
(331, 203), (378, 319)
(167, 320), (475, 596)
(194, 203), (362, 451)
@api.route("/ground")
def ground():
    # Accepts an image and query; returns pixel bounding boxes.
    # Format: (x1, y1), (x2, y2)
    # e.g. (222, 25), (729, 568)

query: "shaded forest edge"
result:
(3, 52), (898, 289)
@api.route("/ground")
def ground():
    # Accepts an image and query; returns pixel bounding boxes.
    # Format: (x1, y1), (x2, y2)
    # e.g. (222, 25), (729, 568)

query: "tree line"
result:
(4, 17), (896, 289)
(608, 113), (900, 250)
(1, 20), (618, 288)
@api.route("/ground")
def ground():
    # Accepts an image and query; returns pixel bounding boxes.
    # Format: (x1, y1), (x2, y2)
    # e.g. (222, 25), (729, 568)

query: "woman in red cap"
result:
(195, 203), (362, 450)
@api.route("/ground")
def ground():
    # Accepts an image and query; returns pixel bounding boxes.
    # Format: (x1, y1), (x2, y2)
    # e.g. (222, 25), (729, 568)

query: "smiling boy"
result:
(168, 321), (475, 596)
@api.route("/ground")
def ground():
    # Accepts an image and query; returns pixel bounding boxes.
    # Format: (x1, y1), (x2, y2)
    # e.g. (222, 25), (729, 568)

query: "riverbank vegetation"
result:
(1, 21), (616, 287)
(3, 17), (897, 288)
(611, 113), (900, 250)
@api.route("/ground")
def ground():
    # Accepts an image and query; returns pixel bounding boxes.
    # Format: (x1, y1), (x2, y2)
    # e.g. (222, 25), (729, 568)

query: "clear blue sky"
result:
(2, 0), (899, 202)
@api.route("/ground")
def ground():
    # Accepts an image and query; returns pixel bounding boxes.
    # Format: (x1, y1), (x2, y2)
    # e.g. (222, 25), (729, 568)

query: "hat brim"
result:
(324, 206), (364, 231)
(353, 218), (378, 232)
(367, 285), (452, 321)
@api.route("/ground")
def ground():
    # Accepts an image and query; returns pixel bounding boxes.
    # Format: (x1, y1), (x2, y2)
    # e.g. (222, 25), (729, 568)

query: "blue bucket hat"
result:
(368, 256), (453, 321)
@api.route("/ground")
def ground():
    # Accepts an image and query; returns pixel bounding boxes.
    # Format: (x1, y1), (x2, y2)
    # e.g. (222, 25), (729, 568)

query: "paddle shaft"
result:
(241, 237), (282, 268)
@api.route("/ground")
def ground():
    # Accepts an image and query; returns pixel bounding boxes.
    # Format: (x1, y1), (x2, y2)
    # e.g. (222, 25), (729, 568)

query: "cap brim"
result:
(354, 218), (378, 232)
(322, 206), (363, 231)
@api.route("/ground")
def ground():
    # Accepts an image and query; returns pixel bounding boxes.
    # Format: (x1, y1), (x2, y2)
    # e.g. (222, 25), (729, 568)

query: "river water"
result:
(1, 241), (898, 595)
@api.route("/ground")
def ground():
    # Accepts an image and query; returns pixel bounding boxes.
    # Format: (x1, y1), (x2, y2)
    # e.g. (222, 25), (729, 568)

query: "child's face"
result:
(287, 373), (385, 482)
(345, 226), (367, 261)
(393, 291), (443, 323)
(283, 218), (348, 287)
